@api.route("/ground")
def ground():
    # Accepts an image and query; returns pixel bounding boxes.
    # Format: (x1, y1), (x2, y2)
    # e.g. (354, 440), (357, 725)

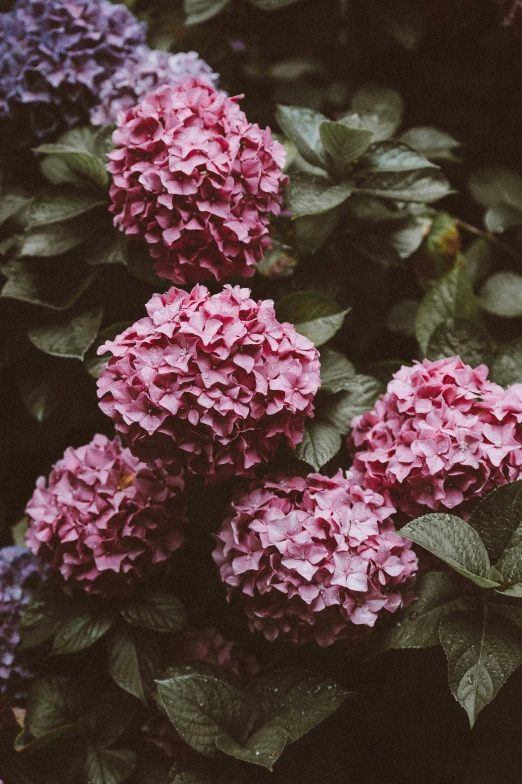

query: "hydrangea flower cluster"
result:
(90, 47), (218, 125)
(24, 434), (186, 598)
(107, 79), (288, 284)
(97, 285), (320, 483)
(213, 472), (418, 647)
(349, 357), (522, 521)
(0, 0), (145, 147)
(1, 546), (46, 700)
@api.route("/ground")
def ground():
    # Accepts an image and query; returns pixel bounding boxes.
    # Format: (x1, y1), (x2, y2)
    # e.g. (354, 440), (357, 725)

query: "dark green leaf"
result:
(108, 626), (161, 703)
(120, 588), (186, 633)
(401, 514), (499, 588)
(351, 84), (404, 141)
(469, 167), (522, 211)
(87, 232), (127, 266)
(19, 218), (96, 257)
(156, 666), (256, 758)
(319, 347), (356, 392)
(293, 207), (342, 254)
(25, 193), (105, 228)
(320, 374), (384, 432)
(295, 419), (341, 470)
(89, 692), (137, 749)
(386, 299), (419, 336)
(380, 572), (475, 650)
(275, 290), (348, 346)
(479, 272), (522, 318)
(250, 669), (350, 744)
(276, 105), (327, 168)
(84, 747), (137, 784)
(28, 304), (103, 360)
(399, 127), (461, 162)
(440, 609), (522, 726)
(319, 121), (373, 176)
(215, 726), (288, 771)
(484, 204), (522, 233)
(183, 0), (229, 24)
(286, 174), (353, 218)
(491, 338), (522, 387)
(52, 606), (115, 655)
(427, 319), (494, 367)
(468, 482), (522, 564)
(35, 144), (109, 189)
(0, 190), (30, 226)
(415, 264), (480, 353)
(25, 676), (87, 738)
(19, 587), (68, 649)
(17, 368), (64, 423)
(2, 258), (96, 311)
(356, 141), (438, 173)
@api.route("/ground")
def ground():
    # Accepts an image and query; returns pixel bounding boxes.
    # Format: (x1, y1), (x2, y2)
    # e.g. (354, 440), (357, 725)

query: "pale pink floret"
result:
(107, 78), (288, 285)
(213, 471), (417, 647)
(97, 284), (321, 483)
(349, 357), (522, 521)
(24, 434), (186, 597)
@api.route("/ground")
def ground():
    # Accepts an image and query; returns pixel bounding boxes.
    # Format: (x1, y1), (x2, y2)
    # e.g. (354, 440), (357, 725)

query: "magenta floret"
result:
(213, 471), (417, 647)
(107, 79), (288, 284)
(97, 284), (321, 483)
(24, 434), (186, 597)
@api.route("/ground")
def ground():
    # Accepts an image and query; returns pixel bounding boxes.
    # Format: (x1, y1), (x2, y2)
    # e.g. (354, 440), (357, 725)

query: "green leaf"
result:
(84, 747), (136, 784)
(468, 482), (522, 592)
(386, 299), (419, 336)
(351, 84), (404, 142)
(215, 726), (288, 771)
(248, 0), (300, 9)
(0, 189), (30, 227)
(489, 603), (522, 629)
(399, 127), (461, 162)
(89, 692), (137, 749)
(2, 258), (96, 311)
(250, 669), (350, 745)
(400, 514), (499, 588)
(25, 676), (86, 739)
(35, 144), (109, 189)
(19, 217), (96, 257)
(319, 121), (373, 176)
(87, 232), (127, 266)
(52, 606), (115, 655)
(295, 419), (341, 470)
(107, 627), (160, 704)
(346, 216), (430, 267)
(19, 587), (68, 649)
(484, 204), (522, 233)
(320, 374), (384, 432)
(415, 264), (480, 353)
(379, 572), (476, 651)
(17, 368), (64, 423)
(479, 272), (522, 318)
(25, 193), (106, 228)
(11, 517), (29, 547)
(183, 0), (229, 24)
(440, 608), (522, 726)
(275, 290), (348, 347)
(28, 304), (103, 360)
(156, 666), (256, 758)
(286, 174), (353, 218)
(469, 167), (522, 211)
(276, 105), (327, 168)
(356, 141), (438, 173)
(427, 318), (494, 368)
(319, 347), (356, 392)
(120, 588), (186, 633)
(293, 207), (342, 254)
(492, 338), (522, 387)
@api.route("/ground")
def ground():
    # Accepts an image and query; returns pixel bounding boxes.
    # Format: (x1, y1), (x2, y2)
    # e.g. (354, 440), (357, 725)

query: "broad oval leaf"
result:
(319, 121), (373, 177)
(440, 609), (522, 727)
(35, 144), (109, 189)
(320, 374), (384, 432)
(107, 627), (160, 704)
(52, 607), (115, 655)
(84, 746), (137, 784)
(276, 290), (348, 346)
(400, 514), (498, 587)
(479, 272), (522, 318)
(156, 666), (256, 758)
(399, 126), (461, 162)
(19, 218), (96, 258)
(25, 193), (106, 228)
(276, 105), (327, 168)
(285, 174), (353, 219)
(28, 304), (103, 361)
(295, 419), (341, 470)
(319, 347), (356, 392)
(215, 726), (288, 771)
(120, 588), (186, 633)
(183, 0), (229, 24)
(427, 318), (494, 368)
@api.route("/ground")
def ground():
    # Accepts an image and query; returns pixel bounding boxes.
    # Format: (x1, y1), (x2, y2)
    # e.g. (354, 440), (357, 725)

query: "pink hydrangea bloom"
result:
(24, 434), (186, 597)
(107, 78), (288, 285)
(349, 357), (522, 521)
(213, 471), (417, 647)
(97, 285), (320, 483)
(179, 627), (260, 680)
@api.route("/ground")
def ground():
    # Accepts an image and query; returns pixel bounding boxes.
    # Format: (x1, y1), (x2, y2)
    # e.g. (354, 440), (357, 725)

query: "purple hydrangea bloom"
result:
(90, 46), (219, 125)
(0, 0), (145, 147)
(0, 546), (45, 700)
